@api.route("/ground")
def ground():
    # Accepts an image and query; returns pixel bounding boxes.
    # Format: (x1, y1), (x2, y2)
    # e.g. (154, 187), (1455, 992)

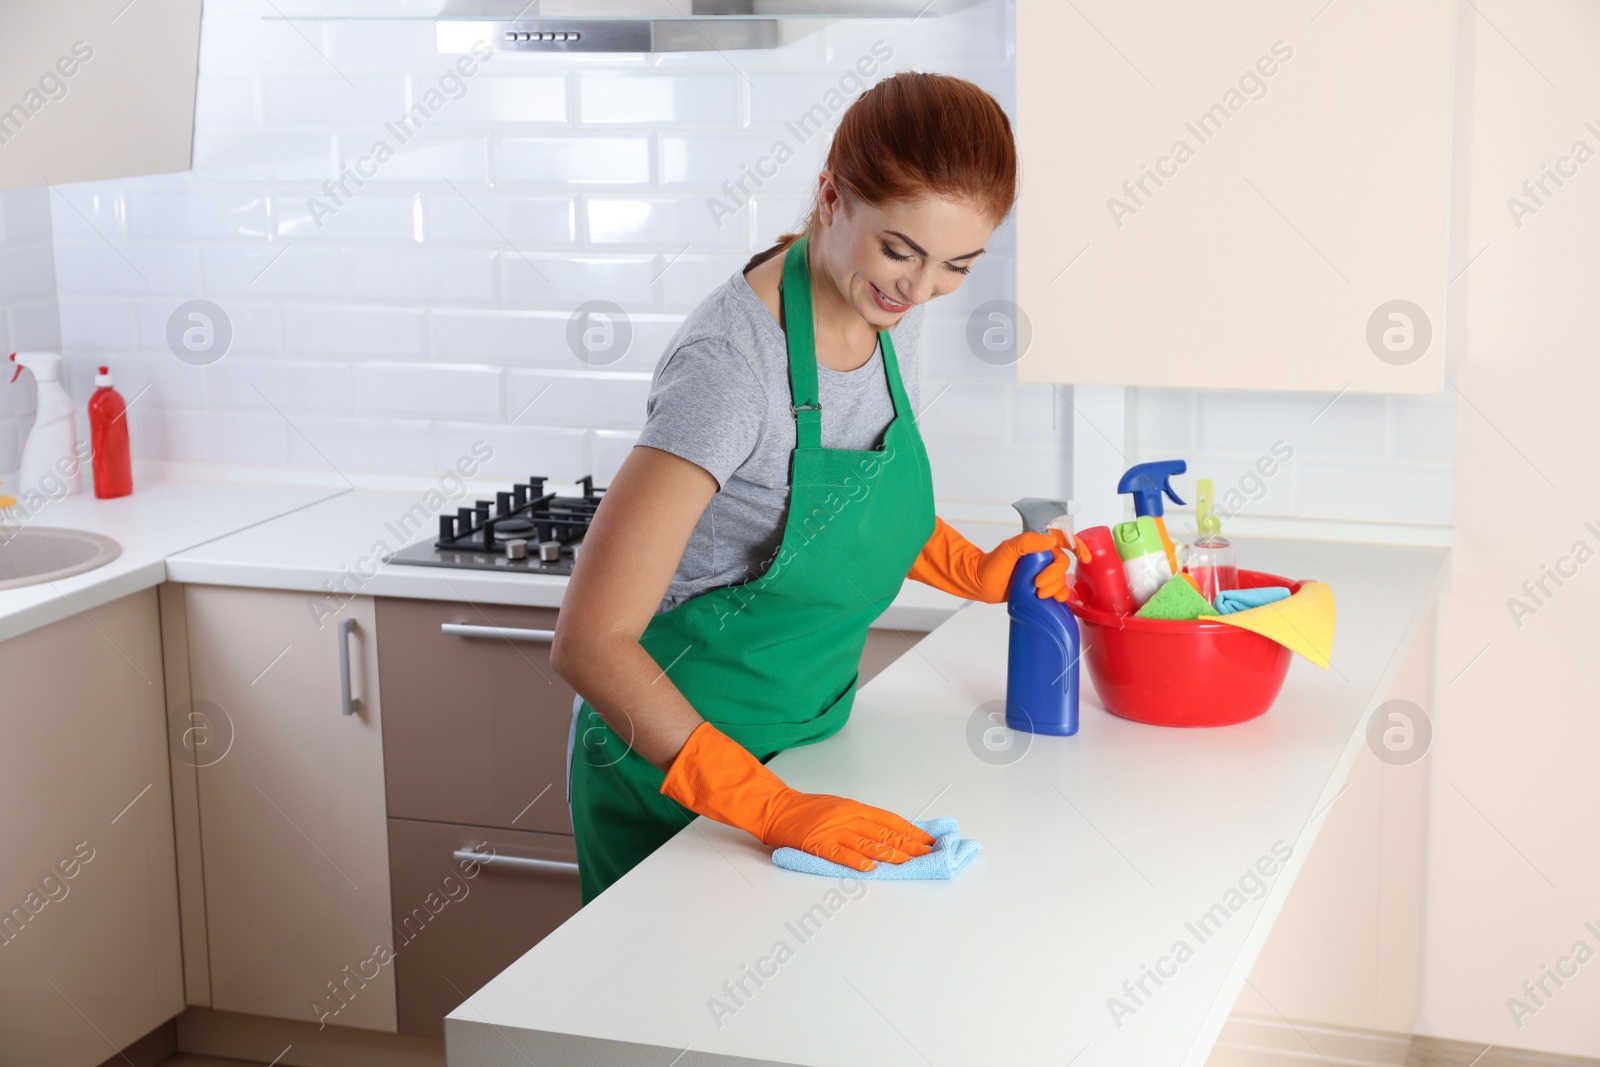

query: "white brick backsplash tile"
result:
(355, 361), (503, 419)
(503, 255), (656, 310)
(1296, 459), (1452, 525)
(585, 197), (742, 249)
(48, 190), (124, 242)
(659, 134), (820, 190)
(432, 421), (588, 480)
(140, 299), (280, 357)
(1010, 383), (1072, 446)
(124, 190), (269, 241)
(200, 15), (335, 72)
(51, 243), (196, 295)
(591, 429), (640, 481)
(1392, 394), (1458, 463)
(288, 415), (435, 473)
(348, 248), (497, 304)
(208, 357), (355, 415)
(283, 305), (425, 356)
(139, 409), (291, 466)
(274, 193), (417, 243)
(414, 75), (567, 124)
(1196, 390), (1387, 459)
(577, 74), (739, 126)
(745, 73), (861, 130)
(506, 371), (651, 430)
(0, 244), (56, 302)
(342, 132), (491, 184)
(924, 440), (1070, 504)
(429, 309), (677, 373)
(1131, 389), (1195, 453)
(326, 19), (442, 69)
(497, 136), (651, 185)
(0, 188), (54, 243)
(1167, 449), (1297, 523)
(918, 382), (1007, 445)
(6, 300), (63, 352)
(57, 298), (139, 351)
(421, 195), (574, 247)
(192, 77), (258, 129)
(193, 132), (334, 181)
(660, 254), (745, 311)
(825, 14), (1008, 66)
(61, 354), (207, 412)
(916, 313), (1016, 383)
(260, 74), (406, 126)
(202, 245), (345, 299)
(749, 194), (811, 249)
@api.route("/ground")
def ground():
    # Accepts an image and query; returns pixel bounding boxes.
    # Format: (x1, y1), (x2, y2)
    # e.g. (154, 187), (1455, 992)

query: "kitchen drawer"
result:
(388, 817), (581, 1039)
(377, 597), (576, 834)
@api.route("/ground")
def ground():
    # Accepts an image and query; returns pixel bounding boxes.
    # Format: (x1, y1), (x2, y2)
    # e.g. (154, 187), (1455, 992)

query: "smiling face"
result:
(812, 171), (997, 329)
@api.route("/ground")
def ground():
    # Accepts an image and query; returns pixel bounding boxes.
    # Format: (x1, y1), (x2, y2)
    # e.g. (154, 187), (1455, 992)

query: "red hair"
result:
(749, 72), (1017, 270)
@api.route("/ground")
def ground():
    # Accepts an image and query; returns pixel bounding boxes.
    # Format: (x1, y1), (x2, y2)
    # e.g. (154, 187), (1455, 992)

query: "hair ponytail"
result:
(745, 71), (1017, 273)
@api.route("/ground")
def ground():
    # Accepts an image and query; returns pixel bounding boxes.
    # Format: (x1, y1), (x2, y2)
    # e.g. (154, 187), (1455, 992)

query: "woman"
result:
(552, 72), (1069, 905)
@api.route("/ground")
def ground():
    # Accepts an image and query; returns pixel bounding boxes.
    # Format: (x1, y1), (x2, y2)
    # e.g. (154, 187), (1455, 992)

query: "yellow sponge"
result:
(1135, 575), (1220, 620)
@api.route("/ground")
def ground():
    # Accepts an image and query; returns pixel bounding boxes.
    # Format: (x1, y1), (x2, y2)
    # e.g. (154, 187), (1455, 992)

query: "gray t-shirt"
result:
(636, 269), (924, 611)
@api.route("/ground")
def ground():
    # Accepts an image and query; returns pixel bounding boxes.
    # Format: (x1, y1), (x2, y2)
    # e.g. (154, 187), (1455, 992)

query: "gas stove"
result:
(390, 475), (602, 576)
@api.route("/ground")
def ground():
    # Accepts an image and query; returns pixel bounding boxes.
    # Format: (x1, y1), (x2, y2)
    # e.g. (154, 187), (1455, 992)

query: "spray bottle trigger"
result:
(8, 353), (20, 385)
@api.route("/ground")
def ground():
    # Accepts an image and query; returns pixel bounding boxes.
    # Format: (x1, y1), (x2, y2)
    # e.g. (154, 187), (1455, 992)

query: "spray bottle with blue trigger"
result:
(1005, 498), (1082, 737)
(1117, 460), (1186, 574)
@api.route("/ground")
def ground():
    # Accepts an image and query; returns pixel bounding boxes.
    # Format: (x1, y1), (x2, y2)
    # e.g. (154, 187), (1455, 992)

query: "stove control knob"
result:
(505, 539), (529, 560)
(538, 540), (562, 563)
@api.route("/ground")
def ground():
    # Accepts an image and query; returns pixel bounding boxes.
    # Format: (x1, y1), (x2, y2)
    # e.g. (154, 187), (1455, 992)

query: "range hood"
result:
(436, 0), (982, 53)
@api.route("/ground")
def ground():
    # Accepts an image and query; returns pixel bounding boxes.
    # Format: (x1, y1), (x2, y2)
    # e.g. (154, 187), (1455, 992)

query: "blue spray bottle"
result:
(1005, 498), (1082, 736)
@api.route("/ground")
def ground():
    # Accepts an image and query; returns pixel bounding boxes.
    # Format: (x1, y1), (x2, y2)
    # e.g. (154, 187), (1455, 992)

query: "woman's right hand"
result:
(660, 721), (935, 870)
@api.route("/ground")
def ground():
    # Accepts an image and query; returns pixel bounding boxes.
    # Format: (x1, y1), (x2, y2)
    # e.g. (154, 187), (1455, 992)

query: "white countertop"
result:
(446, 539), (1448, 1067)
(166, 485), (967, 631)
(0, 480), (342, 644)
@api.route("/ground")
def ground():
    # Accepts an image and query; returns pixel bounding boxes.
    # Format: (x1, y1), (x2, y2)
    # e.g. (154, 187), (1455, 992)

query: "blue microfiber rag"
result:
(772, 818), (980, 880)
(1215, 586), (1292, 614)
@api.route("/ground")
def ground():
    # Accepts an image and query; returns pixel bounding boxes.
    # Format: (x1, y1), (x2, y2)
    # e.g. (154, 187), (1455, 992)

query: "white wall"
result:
(33, 0), (1454, 530)
(0, 187), (59, 474)
(1416, 1), (1600, 1056)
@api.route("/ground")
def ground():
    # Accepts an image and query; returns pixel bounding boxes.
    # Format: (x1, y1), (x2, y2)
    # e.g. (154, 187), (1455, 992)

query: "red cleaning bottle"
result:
(87, 365), (133, 499)
(1073, 526), (1137, 615)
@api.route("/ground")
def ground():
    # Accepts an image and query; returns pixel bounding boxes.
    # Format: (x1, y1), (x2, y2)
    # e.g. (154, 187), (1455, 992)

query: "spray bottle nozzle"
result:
(8, 353), (20, 385)
(1195, 478), (1222, 537)
(1117, 460), (1187, 517)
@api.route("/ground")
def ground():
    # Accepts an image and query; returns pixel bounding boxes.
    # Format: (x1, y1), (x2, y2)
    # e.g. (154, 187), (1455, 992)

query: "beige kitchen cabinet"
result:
(1016, 0), (1453, 393)
(0, 0), (202, 191)
(183, 586), (396, 1032)
(0, 589), (183, 1067)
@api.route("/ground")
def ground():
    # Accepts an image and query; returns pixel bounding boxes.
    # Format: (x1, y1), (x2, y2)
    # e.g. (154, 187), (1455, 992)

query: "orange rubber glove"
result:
(1034, 537), (1093, 602)
(659, 721), (936, 871)
(907, 516), (1073, 604)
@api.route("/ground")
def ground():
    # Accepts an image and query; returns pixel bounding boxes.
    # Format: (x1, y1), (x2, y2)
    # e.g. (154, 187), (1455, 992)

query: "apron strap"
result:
(780, 233), (908, 442)
(780, 236), (824, 450)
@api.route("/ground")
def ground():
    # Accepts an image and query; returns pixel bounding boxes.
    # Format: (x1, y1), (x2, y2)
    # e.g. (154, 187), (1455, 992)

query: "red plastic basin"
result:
(1066, 570), (1303, 728)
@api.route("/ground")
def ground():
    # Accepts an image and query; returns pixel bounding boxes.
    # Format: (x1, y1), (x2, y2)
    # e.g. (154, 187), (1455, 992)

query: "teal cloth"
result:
(772, 818), (980, 880)
(1215, 586), (1291, 614)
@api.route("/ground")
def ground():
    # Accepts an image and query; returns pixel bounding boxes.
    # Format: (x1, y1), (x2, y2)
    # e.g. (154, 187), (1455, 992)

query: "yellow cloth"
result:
(1214, 580), (1336, 669)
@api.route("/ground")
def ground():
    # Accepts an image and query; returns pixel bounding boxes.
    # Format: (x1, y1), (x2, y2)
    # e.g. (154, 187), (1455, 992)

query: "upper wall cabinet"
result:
(1016, 0), (1454, 393)
(0, 0), (201, 191)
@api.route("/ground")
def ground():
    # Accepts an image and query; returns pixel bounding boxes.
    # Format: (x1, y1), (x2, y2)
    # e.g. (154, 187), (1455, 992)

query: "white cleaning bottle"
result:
(10, 351), (83, 497)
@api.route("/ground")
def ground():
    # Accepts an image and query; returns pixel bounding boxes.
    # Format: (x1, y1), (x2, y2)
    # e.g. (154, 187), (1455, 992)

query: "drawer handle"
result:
(441, 623), (556, 643)
(338, 617), (361, 716)
(454, 848), (578, 876)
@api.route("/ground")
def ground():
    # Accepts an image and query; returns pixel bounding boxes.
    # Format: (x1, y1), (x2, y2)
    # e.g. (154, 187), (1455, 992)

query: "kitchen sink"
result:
(0, 527), (122, 591)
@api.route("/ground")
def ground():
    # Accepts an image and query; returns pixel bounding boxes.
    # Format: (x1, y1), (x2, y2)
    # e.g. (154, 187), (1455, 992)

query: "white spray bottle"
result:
(9, 352), (83, 497)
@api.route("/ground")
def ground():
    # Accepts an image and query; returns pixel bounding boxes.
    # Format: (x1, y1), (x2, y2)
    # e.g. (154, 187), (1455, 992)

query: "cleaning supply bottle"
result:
(1005, 498), (1081, 736)
(1117, 460), (1186, 573)
(87, 365), (133, 499)
(1073, 525), (1137, 615)
(1185, 478), (1238, 602)
(1113, 515), (1172, 606)
(9, 351), (82, 497)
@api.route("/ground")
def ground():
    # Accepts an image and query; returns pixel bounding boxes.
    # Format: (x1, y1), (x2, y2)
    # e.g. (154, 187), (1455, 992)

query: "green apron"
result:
(568, 234), (936, 904)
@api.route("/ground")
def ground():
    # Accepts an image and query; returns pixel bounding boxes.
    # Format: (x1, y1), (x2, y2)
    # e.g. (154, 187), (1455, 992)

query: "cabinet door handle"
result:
(453, 848), (579, 876)
(440, 623), (556, 643)
(338, 617), (361, 716)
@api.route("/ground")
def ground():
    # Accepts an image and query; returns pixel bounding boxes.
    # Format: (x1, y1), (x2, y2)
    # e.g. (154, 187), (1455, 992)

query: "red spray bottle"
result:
(87, 365), (133, 499)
